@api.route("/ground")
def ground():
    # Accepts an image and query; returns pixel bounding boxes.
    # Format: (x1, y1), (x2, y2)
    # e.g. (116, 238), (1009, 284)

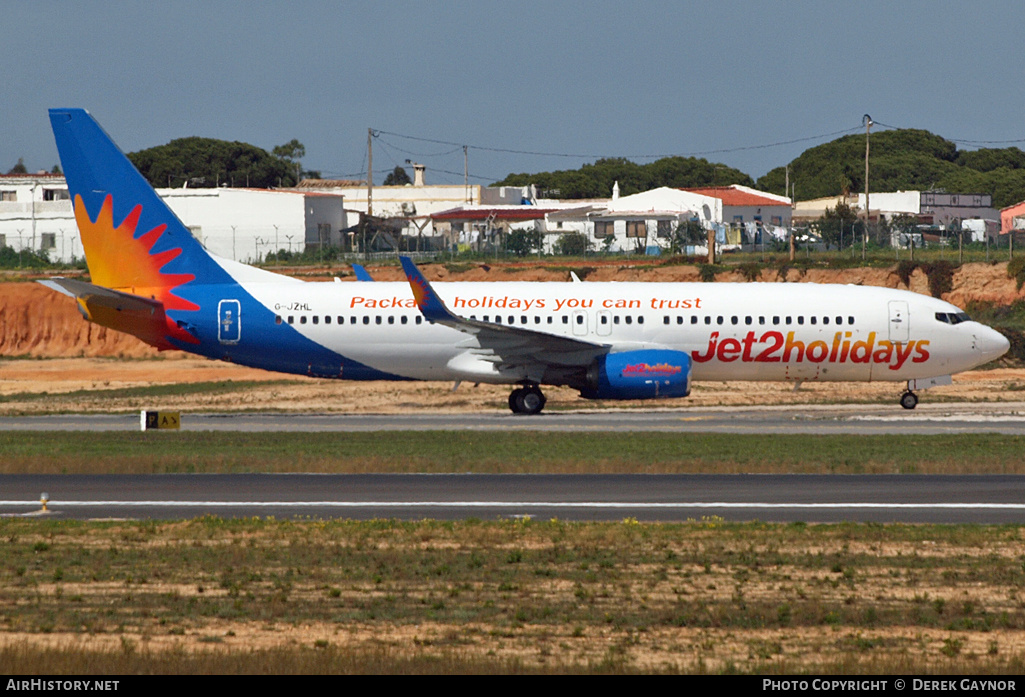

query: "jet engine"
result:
(581, 349), (692, 400)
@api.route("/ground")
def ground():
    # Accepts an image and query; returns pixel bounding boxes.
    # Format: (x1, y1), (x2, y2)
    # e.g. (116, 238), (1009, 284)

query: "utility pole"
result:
(464, 145), (469, 204)
(367, 128), (374, 218)
(366, 129), (374, 261)
(863, 114), (872, 261)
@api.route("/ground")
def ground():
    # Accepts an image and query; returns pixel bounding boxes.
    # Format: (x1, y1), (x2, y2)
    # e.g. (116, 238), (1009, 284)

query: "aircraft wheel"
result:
(511, 385), (546, 415)
(508, 388), (525, 413)
(900, 391), (918, 410)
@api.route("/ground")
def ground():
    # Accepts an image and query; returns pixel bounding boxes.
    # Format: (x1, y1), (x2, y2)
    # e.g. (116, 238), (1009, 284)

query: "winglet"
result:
(352, 263), (374, 281)
(399, 256), (452, 323)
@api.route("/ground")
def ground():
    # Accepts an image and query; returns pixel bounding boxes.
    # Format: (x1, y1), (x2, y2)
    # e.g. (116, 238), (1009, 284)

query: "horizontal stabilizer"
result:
(37, 278), (182, 350)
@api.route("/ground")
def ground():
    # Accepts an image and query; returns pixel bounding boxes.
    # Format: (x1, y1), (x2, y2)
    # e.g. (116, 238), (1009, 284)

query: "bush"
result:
(1008, 256), (1025, 290)
(920, 261), (956, 298)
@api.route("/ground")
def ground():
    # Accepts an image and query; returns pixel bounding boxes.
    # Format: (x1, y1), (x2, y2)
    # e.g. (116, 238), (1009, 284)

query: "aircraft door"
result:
(888, 301), (909, 343)
(596, 310), (612, 336)
(572, 309), (588, 336)
(218, 299), (241, 344)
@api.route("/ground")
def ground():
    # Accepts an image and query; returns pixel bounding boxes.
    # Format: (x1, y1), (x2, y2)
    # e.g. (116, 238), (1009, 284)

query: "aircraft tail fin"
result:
(48, 108), (223, 294)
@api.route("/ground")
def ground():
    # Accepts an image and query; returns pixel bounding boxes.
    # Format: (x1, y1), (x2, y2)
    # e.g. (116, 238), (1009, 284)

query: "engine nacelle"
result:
(581, 349), (692, 400)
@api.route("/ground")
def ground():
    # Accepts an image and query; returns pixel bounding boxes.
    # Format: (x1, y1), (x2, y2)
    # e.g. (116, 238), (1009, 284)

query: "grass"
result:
(1, 431), (1025, 474)
(0, 518), (1023, 674)
(0, 380), (301, 405)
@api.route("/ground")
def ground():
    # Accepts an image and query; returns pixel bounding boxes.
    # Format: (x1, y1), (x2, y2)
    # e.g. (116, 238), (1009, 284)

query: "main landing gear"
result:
(899, 390), (919, 410)
(509, 384), (546, 415)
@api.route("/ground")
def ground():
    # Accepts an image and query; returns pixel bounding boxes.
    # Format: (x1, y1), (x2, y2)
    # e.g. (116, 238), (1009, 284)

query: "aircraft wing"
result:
(399, 257), (608, 373)
(37, 277), (180, 350)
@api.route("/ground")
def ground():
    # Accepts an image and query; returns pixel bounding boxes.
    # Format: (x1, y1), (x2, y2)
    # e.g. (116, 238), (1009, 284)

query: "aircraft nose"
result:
(976, 327), (1010, 363)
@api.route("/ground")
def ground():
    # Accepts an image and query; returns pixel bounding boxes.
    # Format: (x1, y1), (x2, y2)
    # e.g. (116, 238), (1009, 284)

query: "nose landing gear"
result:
(509, 384), (546, 415)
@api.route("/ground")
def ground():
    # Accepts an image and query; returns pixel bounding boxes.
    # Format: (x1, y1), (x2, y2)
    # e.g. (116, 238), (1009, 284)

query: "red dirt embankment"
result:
(2, 262), (1021, 358)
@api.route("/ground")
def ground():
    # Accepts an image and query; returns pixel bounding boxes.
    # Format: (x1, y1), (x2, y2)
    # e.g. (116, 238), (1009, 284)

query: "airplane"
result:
(351, 263), (374, 281)
(40, 108), (1010, 414)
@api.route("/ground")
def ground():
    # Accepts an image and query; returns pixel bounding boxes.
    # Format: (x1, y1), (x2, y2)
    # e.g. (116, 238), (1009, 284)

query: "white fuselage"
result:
(236, 279), (1007, 385)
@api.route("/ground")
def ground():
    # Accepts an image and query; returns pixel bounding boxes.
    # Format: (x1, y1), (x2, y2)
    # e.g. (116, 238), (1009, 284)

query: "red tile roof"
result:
(682, 186), (788, 208)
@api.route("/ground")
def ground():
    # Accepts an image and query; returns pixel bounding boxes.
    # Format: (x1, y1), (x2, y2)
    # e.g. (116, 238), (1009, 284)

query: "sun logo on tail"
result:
(75, 194), (199, 344)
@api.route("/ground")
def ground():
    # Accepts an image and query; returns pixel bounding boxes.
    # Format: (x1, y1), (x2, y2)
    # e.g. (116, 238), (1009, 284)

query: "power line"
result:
(871, 120), (1025, 147)
(373, 126), (866, 161)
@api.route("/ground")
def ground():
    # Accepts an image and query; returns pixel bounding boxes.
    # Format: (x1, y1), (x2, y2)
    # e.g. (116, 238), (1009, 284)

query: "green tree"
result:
(505, 228), (543, 256)
(554, 232), (589, 255)
(494, 156), (753, 199)
(815, 201), (863, 250)
(7, 158), (27, 174)
(670, 219), (705, 254)
(273, 139), (306, 185)
(888, 213), (919, 249)
(384, 166), (411, 186)
(128, 137), (296, 188)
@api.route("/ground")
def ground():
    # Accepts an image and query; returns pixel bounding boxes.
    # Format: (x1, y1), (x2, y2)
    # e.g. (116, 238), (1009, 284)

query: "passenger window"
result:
(300, 316), (307, 325)
(717, 316), (724, 325)
(375, 316), (382, 325)
(534, 316), (541, 324)
(625, 316), (633, 325)
(772, 316), (779, 325)
(822, 316), (828, 325)
(521, 316), (527, 325)
(495, 316), (502, 324)
(401, 316), (408, 324)
(848, 316), (854, 325)
(562, 316), (568, 324)
(416, 316), (422, 325)
(836, 316), (843, 325)
(547, 317), (553, 324)
(690, 316), (697, 324)
(388, 316), (394, 324)
(508, 316), (515, 324)
(287, 316), (294, 325)
(785, 316), (792, 325)
(759, 316), (765, 325)
(638, 316), (644, 325)
(601, 315), (608, 325)
(797, 316), (804, 325)
(704, 316), (711, 325)
(664, 316), (670, 325)
(275, 315), (282, 325)
(312, 316), (319, 325)
(363, 316), (369, 325)
(731, 316), (738, 325)
(614, 316), (620, 325)
(325, 316), (331, 324)
(350, 317), (357, 325)
(745, 316), (752, 325)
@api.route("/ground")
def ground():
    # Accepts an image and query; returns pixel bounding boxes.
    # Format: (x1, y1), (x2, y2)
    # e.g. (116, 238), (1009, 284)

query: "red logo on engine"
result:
(622, 363), (683, 377)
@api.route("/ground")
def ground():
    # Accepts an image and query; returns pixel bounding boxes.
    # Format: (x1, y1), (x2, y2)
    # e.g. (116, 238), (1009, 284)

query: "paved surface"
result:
(1, 474), (1024, 523)
(1, 402), (1024, 434)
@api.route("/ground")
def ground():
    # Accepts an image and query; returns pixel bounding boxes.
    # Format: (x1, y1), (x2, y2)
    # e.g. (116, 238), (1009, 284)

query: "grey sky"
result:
(3, 1), (1025, 188)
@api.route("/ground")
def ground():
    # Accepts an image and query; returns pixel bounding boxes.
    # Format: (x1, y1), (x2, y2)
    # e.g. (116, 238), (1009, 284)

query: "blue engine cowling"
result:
(581, 349), (692, 400)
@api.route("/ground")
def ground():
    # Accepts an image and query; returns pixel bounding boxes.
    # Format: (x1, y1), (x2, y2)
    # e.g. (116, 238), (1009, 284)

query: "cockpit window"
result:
(935, 312), (971, 325)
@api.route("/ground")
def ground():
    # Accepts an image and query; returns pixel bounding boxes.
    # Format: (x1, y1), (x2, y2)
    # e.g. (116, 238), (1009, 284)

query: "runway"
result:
(1, 401), (1024, 434)
(1, 474), (1024, 523)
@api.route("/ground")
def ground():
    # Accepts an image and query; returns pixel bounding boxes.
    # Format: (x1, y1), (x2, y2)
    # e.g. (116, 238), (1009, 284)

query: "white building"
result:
(158, 187), (344, 261)
(793, 190), (999, 243)
(0, 174), (77, 261)
(0, 174), (345, 264)
(545, 187), (722, 253)
(295, 175), (525, 241)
